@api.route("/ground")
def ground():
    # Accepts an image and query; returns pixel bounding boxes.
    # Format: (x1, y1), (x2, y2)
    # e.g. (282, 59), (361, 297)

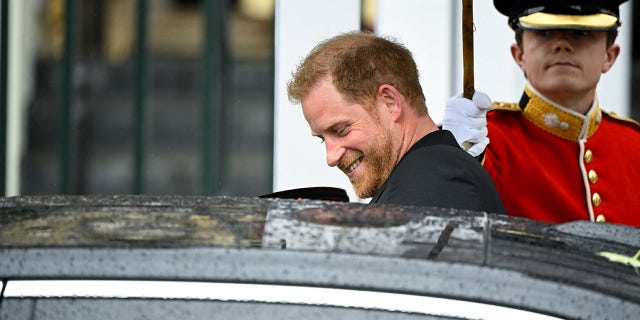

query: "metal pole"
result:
(202, 0), (226, 195)
(462, 0), (474, 99)
(133, 0), (148, 194)
(0, 0), (8, 196)
(61, 0), (78, 194)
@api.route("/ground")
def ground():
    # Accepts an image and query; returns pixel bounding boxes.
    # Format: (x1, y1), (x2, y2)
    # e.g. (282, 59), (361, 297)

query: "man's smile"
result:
(341, 156), (363, 178)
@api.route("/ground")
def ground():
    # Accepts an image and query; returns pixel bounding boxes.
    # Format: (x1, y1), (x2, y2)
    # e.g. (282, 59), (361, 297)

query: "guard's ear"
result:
(602, 44), (620, 73)
(376, 84), (402, 121)
(510, 43), (526, 72)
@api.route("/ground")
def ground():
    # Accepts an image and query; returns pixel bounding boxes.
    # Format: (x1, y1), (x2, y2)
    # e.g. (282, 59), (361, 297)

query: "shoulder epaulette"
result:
(491, 101), (520, 111)
(602, 109), (640, 128)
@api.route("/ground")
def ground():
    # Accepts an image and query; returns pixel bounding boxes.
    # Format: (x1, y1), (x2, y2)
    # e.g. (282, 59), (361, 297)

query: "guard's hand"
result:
(442, 91), (491, 157)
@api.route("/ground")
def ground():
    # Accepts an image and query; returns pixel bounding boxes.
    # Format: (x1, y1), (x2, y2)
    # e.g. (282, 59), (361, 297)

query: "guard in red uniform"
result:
(443, 0), (640, 227)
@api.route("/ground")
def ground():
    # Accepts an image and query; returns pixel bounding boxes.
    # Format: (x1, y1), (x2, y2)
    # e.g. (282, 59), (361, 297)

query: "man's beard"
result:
(348, 131), (396, 199)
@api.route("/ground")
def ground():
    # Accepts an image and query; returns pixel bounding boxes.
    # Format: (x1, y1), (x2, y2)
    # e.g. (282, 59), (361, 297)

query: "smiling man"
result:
(287, 31), (506, 214)
(443, 0), (640, 227)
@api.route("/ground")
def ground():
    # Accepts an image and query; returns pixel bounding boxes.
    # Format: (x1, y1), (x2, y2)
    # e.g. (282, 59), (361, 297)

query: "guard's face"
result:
(511, 29), (619, 108)
(301, 78), (397, 199)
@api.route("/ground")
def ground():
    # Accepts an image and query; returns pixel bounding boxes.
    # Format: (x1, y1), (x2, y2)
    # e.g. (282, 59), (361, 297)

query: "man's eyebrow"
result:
(309, 129), (323, 138)
(328, 120), (350, 131)
(309, 119), (350, 139)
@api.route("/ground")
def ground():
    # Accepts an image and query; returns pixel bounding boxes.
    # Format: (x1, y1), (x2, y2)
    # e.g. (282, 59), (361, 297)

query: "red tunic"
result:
(484, 85), (640, 227)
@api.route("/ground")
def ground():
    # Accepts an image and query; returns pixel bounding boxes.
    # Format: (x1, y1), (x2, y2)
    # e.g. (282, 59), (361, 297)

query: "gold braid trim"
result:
(491, 101), (520, 111)
(604, 110), (640, 128)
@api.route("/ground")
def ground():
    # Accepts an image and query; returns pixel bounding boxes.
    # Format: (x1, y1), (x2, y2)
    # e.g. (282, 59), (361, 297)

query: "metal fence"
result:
(0, 0), (239, 196)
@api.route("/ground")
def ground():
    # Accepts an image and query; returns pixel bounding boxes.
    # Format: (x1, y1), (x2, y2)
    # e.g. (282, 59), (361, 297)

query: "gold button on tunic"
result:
(588, 170), (598, 184)
(584, 150), (593, 163)
(592, 193), (602, 207)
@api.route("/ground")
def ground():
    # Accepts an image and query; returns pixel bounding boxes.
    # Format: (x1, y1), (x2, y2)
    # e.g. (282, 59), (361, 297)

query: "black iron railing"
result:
(51, 0), (228, 195)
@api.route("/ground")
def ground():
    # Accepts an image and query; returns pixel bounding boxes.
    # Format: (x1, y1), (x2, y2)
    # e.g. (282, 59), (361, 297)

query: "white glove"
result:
(442, 91), (491, 157)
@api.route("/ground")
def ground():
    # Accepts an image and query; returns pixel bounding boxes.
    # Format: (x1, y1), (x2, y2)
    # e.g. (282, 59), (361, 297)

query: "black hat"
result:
(494, 0), (628, 31)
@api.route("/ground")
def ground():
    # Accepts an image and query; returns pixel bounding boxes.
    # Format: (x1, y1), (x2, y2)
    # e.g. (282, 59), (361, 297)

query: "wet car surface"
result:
(0, 195), (639, 319)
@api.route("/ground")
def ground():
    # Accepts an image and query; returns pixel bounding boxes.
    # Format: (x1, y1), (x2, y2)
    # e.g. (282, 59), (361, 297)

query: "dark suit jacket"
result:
(370, 130), (506, 214)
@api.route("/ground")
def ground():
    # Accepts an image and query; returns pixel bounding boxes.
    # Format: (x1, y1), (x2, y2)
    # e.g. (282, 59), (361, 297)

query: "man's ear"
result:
(376, 84), (402, 121)
(602, 44), (620, 73)
(510, 43), (526, 72)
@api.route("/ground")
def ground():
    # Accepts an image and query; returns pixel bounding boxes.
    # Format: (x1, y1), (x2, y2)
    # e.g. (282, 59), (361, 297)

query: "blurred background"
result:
(1, 0), (639, 198)
(3, 0), (285, 197)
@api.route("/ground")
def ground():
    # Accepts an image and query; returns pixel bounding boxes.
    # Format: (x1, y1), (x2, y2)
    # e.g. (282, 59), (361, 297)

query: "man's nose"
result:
(325, 138), (345, 167)
(552, 32), (574, 53)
